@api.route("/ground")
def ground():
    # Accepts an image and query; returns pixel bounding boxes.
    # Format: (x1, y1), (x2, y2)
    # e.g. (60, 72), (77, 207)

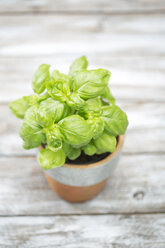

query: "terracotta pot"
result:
(41, 135), (124, 202)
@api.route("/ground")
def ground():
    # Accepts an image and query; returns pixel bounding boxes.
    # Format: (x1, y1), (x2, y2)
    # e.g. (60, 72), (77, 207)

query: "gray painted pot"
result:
(44, 135), (124, 187)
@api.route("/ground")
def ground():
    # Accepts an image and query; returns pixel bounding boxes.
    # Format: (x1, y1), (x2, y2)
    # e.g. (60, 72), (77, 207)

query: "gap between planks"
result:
(0, 10), (165, 16)
(1, 212), (165, 217)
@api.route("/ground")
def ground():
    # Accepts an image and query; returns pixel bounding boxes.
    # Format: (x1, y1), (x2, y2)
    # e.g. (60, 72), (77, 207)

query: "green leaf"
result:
(23, 94), (39, 105)
(87, 117), (104, 139)
(38, 148), (66, 170)
(44, 126), (62, 152)
(62, 142), (73, 156)
(67, 148), (81, 160)
(83, 141), (97, 156)
(20, 122), (44, 149)
(9, 98), (29, 119)
(101, 98), (109, 106)
(73, 69), (110, 99)
(37, 98), (70, 127)
(85, 97), (102, 114)
(9, 94), (50, 120)
(37, 93), (50, 103)
(20, 105), (45, 149)
(102, 105), (128, 136)
(67, 92), (85, 110)
(69, 56), (88, 77)
(46, 80), (70, 102)
(62, 142), (81, 160)
(52, 70), (71, 87)
(47, 70), (70, 101)
(79, 97), (102, 118)
(59, 115), (93, 147)
(101, 86), (115, 104)
(32, 64), (50, 94)
(9, 94), (38, 119)
(93, 131), (117, 153)
(9, 56), (129, 163)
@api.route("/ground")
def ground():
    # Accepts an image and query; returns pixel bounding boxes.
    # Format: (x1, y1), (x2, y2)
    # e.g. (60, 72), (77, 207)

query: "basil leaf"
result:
(63, 142), (81, 160)
(67, 148), (81, 160)
(9, 56), (128, 162)
(59, 115), (93, 147)
(32, 64), (50, 94)
(102, 105), (128, 136)
(20, 122), (44, 149)
(20, 105), (45, 149)
(85, 97), (102, 114)
(37, 93), (50, 103)
(62, 142), (73, 156)
(93, 131), (116, 153)
(9, 98), (30, 119)
(79, 97), (102, 118)
(37, 98), (70, 127)
(83, 141), (97, 156)
(88, 117), (104, 139)
(46, 80), (70, 102)
(52, 70), (71, 87)
(9, 94), (38, 119)
(101, 86), (115, 104)
(73, 69), (111, 99)
(38, 148), (65, 170)
(67, 92), (85, 110)
(69, 56), (88, 77)
(44, 126), (62, 152)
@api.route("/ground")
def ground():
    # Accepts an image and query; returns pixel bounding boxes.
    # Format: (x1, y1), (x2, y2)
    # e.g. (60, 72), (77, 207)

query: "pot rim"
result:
(64, 135), (124, 169)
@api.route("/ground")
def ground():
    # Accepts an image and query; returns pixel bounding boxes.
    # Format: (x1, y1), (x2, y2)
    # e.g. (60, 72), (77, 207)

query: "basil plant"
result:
(9, 56), (128, 170)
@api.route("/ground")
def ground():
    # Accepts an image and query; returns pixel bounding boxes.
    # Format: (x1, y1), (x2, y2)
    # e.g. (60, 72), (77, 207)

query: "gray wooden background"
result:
(0, 0), (165, 247)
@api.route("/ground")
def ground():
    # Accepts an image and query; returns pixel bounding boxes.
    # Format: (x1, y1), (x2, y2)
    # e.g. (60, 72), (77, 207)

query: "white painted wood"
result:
(0, 154), (164, 215)
(0, 0), (164, 13)
(0, 215), (165, 248)
(0, 14), (164, 57)
(2, 81), (165, 103)
(0, 3), (164, 245)
(1, 56), (165, 103)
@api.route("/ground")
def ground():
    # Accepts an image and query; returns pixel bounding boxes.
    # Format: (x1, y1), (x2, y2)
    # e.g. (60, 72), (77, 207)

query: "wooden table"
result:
(0, 1), (165, 247)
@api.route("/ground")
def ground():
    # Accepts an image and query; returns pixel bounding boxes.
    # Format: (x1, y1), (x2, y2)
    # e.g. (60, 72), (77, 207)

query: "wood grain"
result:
(0, 4), (165, 246)
(0, 0), (165, 14)
(1, 56), (165, 103)
(0, 215), (165, 248)
(0, 14), (164, 57)
(0, 154), (164, 215)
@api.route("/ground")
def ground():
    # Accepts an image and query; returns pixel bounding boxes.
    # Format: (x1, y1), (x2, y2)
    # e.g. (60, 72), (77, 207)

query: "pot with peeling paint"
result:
(40, 135), (124, 202)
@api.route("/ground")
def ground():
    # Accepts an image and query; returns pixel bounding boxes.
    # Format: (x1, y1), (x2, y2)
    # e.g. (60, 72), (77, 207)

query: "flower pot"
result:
(42, 135), (124, 202)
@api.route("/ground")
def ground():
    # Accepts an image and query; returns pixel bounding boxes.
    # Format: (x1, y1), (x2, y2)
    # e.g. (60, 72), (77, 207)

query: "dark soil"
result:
(66, 151), (110, 165)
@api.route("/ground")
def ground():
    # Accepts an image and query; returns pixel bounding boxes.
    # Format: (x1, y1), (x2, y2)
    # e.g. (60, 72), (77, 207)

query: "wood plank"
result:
(1, 102), (164, 156)
(0, 154), (164, 215)
(1, 56), (165, 103)
(0, 215), (165, 248)
(0, 14), (164, 57)
(0, 0), (165, 14)
(2, 82), (165, 103)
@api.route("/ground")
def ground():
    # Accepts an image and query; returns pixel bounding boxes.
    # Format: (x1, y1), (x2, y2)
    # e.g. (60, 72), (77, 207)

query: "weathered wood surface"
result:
(0, 0), (165, 14)
(1, 56), (165, 103)
(0, 154), (165, 215)
(0, 1), (165, 246)
(0, 215), (165, 248)
(0, 14), (164, 57)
